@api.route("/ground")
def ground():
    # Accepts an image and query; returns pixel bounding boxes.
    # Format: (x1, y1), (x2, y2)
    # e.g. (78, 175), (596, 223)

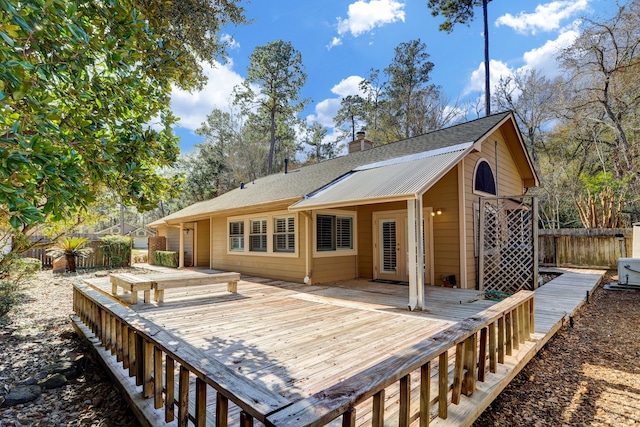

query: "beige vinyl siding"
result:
(462, 128), (528, 288)
(196, 219), (210, 267)
(210, 213), (306, 283)
(312, 256), (357, 283)
(165, 227), (181, 253)
(423, 169), (460, 287)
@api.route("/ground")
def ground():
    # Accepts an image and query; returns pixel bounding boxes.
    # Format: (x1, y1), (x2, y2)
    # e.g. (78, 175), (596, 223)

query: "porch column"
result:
(179, 223), (185, 268)
(210, 216), (214, 269)
(407, 198), (425, 310)
(193, 222), (198, 267)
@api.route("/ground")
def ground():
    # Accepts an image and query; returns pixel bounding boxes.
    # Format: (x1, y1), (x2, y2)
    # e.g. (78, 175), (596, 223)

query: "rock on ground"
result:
(0, 269), (140, 426)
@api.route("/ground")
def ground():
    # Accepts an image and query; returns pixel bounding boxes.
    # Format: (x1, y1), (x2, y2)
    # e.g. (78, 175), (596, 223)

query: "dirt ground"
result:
(1, 269), (639, 426)
(474, 274), (640, 426)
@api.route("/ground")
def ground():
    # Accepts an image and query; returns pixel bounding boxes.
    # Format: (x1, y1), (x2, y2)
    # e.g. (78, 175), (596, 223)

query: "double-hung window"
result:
(229, 221), (244, 251)
(274, 216), (295, 252)
(316, 214), (353, 252)
(249, 219), (267, 252)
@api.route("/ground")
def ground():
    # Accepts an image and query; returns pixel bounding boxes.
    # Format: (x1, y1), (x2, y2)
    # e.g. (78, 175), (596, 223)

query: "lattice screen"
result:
(478, 196), (538, 294)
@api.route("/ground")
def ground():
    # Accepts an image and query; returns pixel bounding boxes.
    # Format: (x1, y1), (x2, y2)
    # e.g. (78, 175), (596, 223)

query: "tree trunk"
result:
(66, 254), (77, 273)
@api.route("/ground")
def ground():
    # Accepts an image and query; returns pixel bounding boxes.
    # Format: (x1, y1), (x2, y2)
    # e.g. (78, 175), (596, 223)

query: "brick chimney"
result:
(348, 131), (373, 154)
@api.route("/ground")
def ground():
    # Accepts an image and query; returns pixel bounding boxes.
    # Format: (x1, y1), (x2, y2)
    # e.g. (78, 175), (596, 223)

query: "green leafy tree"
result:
(303, 122), (338, 163)
(0, 0), (246, 234)
(233, 40), (309, 174)
(383, 39), (437, 139)
(333, 95), (367, 143)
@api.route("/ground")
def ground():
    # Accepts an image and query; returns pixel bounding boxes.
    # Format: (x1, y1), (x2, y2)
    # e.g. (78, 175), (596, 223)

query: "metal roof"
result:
(290, 143), (472, 210)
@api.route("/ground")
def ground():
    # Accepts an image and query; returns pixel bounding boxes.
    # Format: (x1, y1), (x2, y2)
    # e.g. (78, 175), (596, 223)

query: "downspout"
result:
(300, 211), (313, 285)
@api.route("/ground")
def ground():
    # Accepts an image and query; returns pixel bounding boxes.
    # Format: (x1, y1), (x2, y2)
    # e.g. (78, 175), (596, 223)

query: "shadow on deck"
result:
(71, 266), (604, 427)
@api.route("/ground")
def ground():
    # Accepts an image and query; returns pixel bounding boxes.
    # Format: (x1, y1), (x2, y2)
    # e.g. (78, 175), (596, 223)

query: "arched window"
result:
(474, 160), (496, 195)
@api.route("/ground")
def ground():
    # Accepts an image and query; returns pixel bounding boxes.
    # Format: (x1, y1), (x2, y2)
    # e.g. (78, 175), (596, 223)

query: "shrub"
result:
(0, 256), (39, 318)
(153, 251), (178, 268)
(46, 237), (93, 273)
(19, 257), (42, 275)
(100, 235), (132, 268)
(0, 279), (19, 318)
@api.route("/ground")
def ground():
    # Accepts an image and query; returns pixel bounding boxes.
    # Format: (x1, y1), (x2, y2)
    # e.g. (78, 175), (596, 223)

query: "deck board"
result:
(77, 266), (604, 426)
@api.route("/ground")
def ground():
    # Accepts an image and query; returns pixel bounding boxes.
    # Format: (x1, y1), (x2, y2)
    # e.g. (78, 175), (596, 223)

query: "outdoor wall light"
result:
(431, 208), (444, 216)
(183, 228), (190, 235)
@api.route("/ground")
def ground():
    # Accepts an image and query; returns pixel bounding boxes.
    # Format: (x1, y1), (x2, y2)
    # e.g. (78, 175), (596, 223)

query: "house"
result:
(148, 111), (538, 309)
(94, 223), (156, 249)
(94, 222), (138, 236)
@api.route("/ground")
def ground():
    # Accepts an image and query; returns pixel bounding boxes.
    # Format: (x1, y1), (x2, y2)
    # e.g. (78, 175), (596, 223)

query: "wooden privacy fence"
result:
(22, 239), (131, 269)
(539, 228), (631, 269)
(72, 281), (535, 426)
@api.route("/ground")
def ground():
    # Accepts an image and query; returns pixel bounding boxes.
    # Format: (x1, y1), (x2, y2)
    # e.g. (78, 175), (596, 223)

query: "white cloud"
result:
(311, 98), (342, 128)
(496, 0), (589, 35)
(521, 27), (580, 76)
(331, 0), (405, 47)
(220, 33), (240, 50)
(331, 75), (365, 97)
(464, 59), (513, 96)
(327, 37), (342, 50)
(170, 60), (244, 131)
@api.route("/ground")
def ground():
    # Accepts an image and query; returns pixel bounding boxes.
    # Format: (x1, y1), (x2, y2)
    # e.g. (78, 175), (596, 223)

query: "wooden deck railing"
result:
(72, 282), (534, 427)
(72, 282), (290, 426)
(266, 290), (536, 427)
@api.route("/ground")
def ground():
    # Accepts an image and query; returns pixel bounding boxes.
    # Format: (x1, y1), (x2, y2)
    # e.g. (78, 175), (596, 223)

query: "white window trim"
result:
(273, 215), (296, 253)
(312, 209), (358, 258)
(472, 158), (497, 196)
(228, 219), (245, 252)
(248, 218), (268, 253)
(226, 212), (298, 257)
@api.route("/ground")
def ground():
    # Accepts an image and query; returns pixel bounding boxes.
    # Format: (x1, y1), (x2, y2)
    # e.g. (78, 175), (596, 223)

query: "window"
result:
(274, 216), (295, 252)
(336, 217), (353, 249)
(316, 214), (353, 252)
(249, 219), (267, 252)
(227, 212), (298, 256)
(229, 221), (244, 251)
(474, 160), (497, 195)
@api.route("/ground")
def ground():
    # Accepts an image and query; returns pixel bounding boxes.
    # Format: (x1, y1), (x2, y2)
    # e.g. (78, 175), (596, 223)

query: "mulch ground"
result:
(474, 274), (640, 426)
(1, 269), (639, 426)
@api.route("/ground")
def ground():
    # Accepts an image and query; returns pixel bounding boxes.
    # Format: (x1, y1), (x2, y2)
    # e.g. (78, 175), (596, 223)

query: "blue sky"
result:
(170, 0), (612, 154)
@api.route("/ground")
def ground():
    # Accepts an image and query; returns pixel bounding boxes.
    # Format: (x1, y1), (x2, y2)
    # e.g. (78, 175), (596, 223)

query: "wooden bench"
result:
(153, 272), (241, 303)
(110, 273), (154, 305)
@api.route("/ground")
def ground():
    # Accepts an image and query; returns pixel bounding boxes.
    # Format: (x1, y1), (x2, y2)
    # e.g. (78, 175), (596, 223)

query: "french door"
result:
(373, 210), (433, 284)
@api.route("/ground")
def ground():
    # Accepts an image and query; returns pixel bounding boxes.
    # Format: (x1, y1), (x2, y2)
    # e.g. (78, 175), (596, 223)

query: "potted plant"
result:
(46, 237), (94, 273)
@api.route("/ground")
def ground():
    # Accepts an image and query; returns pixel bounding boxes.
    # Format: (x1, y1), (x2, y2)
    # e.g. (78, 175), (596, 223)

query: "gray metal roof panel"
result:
(290, 145), (471, 210)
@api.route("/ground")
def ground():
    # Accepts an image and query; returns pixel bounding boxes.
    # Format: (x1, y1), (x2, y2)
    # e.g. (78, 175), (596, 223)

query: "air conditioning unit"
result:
(606, 258), (640, 290)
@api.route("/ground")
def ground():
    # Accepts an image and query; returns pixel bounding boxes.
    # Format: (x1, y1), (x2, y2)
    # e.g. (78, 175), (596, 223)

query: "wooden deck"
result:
(73, 267), (604, 427)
